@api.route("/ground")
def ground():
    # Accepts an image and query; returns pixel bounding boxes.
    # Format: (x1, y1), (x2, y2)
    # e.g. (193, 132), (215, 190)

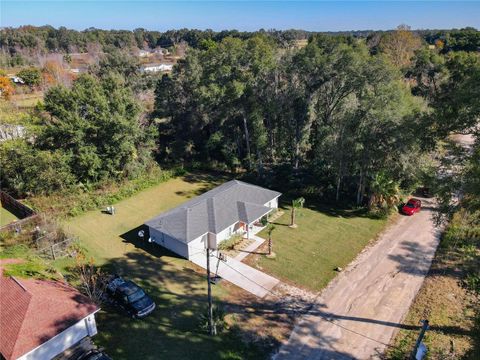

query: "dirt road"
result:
(274, 197), (440, 359)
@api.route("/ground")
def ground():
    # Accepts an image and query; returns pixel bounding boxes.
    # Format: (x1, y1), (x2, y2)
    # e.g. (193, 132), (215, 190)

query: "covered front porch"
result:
(239, 208), (274, 239)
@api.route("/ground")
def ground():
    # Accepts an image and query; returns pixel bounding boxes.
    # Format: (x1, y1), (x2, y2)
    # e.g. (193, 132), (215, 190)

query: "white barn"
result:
(145, 180), (281, 259)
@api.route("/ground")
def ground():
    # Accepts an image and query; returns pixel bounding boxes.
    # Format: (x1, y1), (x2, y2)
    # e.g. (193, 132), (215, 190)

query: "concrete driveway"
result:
(274, 197), (440, 359)
(190, 251), (280, 298)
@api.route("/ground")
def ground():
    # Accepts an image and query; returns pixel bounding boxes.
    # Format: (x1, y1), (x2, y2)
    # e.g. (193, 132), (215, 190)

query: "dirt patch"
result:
(220, 280), (317, 356)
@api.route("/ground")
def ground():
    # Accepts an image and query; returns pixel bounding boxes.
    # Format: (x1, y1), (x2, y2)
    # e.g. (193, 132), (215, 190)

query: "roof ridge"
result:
(2, 277), (32, 360)
(10, 276), (29, 293)
(185, 207), (190, 241)
(207, 197), (216, 233)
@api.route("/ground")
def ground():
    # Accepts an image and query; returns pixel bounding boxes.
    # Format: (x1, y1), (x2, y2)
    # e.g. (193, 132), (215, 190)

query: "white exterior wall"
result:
(215, 222), (242, 245)
(149, 227), (189, 258)
(264, 196), (279, 209)
(187, 233), (207, 258)
(18, 314), (97, 360)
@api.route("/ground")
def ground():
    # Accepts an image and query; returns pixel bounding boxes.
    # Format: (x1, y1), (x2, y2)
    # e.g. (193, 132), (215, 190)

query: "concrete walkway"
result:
(235, 235), (266, 261)
(274, 197), (441, 359)
(190, 251), (280, 298)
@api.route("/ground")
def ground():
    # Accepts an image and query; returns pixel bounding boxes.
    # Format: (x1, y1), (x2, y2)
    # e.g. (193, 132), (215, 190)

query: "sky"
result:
(1, 1), (480, 32)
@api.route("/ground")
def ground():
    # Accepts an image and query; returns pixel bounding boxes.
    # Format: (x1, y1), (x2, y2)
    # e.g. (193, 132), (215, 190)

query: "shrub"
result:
(198, 305), (227, 334)
(218, 234), (243, 251)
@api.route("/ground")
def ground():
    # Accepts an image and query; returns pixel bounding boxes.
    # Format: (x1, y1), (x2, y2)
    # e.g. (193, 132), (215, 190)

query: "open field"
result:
(10, 91), (43, 109)
(251, 204), (388, 291)
(0, 206), (18, 227)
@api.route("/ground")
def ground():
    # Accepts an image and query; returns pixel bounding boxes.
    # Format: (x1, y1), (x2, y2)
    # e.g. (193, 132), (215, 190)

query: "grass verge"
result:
(249, 203), (388, 292)
(387, 209), (480, 359)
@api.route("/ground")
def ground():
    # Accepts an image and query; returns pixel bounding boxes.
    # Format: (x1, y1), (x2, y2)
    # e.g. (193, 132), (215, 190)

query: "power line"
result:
(209, 253), (395, 348)
(159, 240), (395, 349)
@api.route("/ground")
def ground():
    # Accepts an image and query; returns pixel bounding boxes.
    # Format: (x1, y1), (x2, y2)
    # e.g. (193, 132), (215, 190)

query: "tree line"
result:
(155, 29), (479, 210)
(0, 26), (478, 215)
(1, 25), (478, 66)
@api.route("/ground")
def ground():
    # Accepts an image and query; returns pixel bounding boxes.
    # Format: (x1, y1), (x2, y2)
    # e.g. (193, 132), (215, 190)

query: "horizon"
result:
(2, 1), (480, 32)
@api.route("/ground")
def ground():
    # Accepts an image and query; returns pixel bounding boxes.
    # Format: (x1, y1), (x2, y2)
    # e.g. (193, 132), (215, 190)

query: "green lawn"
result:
(63, 173), (390, 358)
(64, 174), (265, 360)
(256, 204), (388, 292)
(0, 207), (18, 227)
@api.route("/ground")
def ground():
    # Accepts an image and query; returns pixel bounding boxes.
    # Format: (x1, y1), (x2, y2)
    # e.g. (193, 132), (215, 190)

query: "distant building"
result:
(137, 49), (151, 58)
(140, 63), (174, 73)
(0, 260), (99, 360)
(153, 47), (169, 55)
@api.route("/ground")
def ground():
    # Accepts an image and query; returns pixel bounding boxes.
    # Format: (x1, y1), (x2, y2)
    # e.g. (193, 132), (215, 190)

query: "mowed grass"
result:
(0, 207), (18, 227)
(63, 174), (266, 360)
(256, 204), (388, 292)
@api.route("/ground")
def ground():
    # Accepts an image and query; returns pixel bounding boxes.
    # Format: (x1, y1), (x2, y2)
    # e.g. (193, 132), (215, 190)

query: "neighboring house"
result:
(0, 261), (99, 360)
(152, 47), (169, 55)
(139, 63), (173, 73)
(69, 67), (88, 74)
(137, 49), (151, 58)
(145, 180), (281, 259)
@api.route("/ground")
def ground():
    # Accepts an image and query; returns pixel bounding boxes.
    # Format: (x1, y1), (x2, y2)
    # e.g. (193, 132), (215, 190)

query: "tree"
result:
(409, 48), (447, 101)
(379, 25), (423, 68)
(0, 140), (75, 196)
(290, 197), (305, 228)
(367, 172), (400, 211)
(432, 52), (480, 136)
(40, 73), (154, 183)
(17, 67), (42, 88)
(0, 76), (14, 99)
(155, 35), (277, 171)
(72, 248), (108, 306)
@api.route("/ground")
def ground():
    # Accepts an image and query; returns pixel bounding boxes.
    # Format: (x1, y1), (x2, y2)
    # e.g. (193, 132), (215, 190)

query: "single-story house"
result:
(145, 180), (281, 260)
(137, 49), (152, 57)
(0, 260), (99, 360)
(140, 63), (173, 73)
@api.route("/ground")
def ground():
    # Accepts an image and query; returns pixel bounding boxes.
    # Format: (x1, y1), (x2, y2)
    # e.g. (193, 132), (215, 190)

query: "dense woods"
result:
(0, 25), (479, 215)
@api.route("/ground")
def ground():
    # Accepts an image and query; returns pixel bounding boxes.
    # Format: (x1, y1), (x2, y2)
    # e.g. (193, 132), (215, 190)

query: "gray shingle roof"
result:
(145, 180), (281, 243)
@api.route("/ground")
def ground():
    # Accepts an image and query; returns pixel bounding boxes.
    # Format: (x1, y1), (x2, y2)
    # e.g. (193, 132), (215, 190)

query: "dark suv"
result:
(77, 349), (112, 360)
(106, 276), (156, 318)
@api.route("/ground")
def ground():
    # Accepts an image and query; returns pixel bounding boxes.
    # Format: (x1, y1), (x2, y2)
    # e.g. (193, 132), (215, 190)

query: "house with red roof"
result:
(0, 261), (99, 360)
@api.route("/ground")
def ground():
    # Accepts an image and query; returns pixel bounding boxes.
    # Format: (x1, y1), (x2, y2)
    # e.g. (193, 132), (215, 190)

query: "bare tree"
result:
(72, 250), (108, 305)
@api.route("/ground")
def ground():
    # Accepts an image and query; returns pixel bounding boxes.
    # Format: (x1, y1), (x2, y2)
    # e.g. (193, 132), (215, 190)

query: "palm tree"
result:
(290, 197), (305, 227)
(368, 172), (400, 210)
(267, 224), (276, 255)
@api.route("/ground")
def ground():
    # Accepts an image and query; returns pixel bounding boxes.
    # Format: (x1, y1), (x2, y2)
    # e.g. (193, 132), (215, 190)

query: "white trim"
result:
(18, 310), (99, 360)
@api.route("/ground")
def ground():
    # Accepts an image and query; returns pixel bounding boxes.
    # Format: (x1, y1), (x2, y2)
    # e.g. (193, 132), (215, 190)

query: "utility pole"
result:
(206, 247), (215, 335)
(411, 319), (429, 360)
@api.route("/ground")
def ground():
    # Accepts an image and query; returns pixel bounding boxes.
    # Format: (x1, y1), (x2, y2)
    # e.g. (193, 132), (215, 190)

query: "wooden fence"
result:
(0, 190), (36, 219)
(0, 214), (40, 233)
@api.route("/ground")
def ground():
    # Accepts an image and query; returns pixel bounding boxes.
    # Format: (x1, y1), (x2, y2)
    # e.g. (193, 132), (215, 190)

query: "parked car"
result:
(401, 198), (422, 216)
(106, 276), (156, 318)
(77, 349), (112, 360)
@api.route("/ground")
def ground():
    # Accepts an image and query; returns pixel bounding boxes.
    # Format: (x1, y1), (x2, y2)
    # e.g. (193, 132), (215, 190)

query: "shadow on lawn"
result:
(92, 244), (279, 359)
(119, 225), (183, 260)
(67, 223), (472, 359)
(174, 172), (232, 199)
